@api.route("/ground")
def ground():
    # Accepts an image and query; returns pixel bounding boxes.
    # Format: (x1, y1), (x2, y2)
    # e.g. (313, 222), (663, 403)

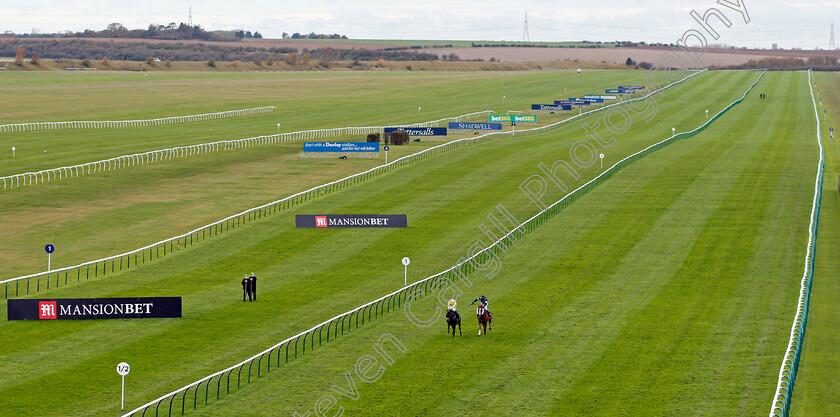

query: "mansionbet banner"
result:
(296, 215), (407, 228)
(7, 297), (182, 321)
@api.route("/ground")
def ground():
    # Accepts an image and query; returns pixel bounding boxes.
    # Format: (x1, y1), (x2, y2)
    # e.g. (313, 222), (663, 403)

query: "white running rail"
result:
(1, 72), (708, 295)
(1, 71), (708, 293)
(767, 69), (825, 417)
(116, 68), (719, 417)
(0, 110), (493, 191)
(0, 106), (276, 133)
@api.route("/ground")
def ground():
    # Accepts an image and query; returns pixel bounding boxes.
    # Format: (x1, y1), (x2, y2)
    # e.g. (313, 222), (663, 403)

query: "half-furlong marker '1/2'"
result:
(117, 362), (130, 411)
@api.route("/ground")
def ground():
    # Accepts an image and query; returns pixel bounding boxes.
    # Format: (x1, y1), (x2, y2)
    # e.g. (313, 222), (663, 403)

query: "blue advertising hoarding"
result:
(582, 96), (605, 103)
(448, 122), (503, 130)
(618, 85), (646, 90)
(531, 104), (569, 111)
(569, 98), (596, 104)
(384, 127), (448, 136)
(554, 100), (572, 105)
(303, 142), (380, 153)
(606, 89), (634, 94)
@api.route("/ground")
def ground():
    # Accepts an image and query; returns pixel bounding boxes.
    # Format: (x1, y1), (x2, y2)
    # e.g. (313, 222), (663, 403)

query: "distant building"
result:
(772, 43), (778, 50)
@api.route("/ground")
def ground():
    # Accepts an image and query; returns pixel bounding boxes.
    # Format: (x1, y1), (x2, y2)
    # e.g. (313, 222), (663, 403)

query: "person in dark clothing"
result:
(470, 295), (492, 318)
(249, 273), (257, 301)
(242, 274), (251, 302)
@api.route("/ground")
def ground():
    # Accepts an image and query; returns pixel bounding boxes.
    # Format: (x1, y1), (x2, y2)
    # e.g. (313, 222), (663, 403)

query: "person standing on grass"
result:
(249, 272), (257, 301)
(242, 274), (251, 302)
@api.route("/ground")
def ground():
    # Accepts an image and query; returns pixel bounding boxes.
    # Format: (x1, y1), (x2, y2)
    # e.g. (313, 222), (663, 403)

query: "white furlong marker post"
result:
(705, 109), (709, 119)
(44, 244), (54, 271)
(599, 153), (604, 169)
(402, 257), (410, 286)
(117, 362), (130, 411)
(672, 127), (676, 136)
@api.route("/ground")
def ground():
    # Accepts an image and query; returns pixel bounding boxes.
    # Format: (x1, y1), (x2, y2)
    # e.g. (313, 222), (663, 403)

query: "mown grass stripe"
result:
(116, 71), (763, 417)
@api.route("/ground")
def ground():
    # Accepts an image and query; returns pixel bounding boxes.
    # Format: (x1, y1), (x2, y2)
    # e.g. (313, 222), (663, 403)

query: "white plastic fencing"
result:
(0, 106), (276, 134)
(767, 69), (825, 417)
(115, 69), (716, 417)
(0, 110), (493, 191)
(1, 72), (708, 296)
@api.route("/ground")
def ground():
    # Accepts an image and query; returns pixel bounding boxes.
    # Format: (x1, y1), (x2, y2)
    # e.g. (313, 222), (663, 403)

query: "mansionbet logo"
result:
(296, 215), (408, 228)
(38, 301), (57, 319)
(8, 297), (182, 321)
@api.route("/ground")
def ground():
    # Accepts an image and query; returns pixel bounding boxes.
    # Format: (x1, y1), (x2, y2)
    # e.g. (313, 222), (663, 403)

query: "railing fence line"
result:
(1, 73), (709, 298)
(0, 106), (277, 134)
(0, 110), (493, 191)
(767, 69), (825, 417)
(119, 68), (762, 417)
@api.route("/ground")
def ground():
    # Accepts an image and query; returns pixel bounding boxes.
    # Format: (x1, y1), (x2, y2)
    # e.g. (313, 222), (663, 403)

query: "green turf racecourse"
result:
(0, 70), (827, 416)
(0, 70), (668, 280)
(788, 71), (840, 417)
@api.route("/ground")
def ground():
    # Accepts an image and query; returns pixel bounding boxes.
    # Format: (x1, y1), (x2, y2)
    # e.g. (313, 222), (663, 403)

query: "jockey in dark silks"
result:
(471, 295), (492, 318)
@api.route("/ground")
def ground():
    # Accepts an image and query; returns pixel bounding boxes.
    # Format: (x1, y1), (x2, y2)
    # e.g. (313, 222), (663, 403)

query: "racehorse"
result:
(446, 309), (462, 337)
(477, 305), (492, 336)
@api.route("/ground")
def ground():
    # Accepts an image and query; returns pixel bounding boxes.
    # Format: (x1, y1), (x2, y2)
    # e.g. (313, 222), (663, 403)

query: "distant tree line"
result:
(69, 23), (248, 41)
(715, 56), (840, 71)
(0, 39), (440, 62)
(10, 32), (59, 38)
(6, 23), (274, 42)
(234, 30), (263, 39)
(282, 32), (348, 39)
(0, 39), (295, 62)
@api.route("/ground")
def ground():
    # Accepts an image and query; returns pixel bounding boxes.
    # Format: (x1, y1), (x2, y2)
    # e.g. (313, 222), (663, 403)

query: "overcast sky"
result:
(2, 1), (837, 50)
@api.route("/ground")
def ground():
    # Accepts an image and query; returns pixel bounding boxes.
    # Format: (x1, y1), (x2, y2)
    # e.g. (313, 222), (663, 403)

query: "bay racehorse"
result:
(446, 309), (462, 337)
(477, 305), (492, 336)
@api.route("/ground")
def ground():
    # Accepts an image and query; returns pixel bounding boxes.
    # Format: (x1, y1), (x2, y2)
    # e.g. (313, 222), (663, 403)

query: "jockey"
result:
(470, 295), (492, 318)
(447, 298), (461, 321)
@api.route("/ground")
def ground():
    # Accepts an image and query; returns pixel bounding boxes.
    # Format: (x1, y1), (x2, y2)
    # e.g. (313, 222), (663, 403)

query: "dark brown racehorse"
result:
(477, 305), (492, 336)
(446, 309), (462, 337)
